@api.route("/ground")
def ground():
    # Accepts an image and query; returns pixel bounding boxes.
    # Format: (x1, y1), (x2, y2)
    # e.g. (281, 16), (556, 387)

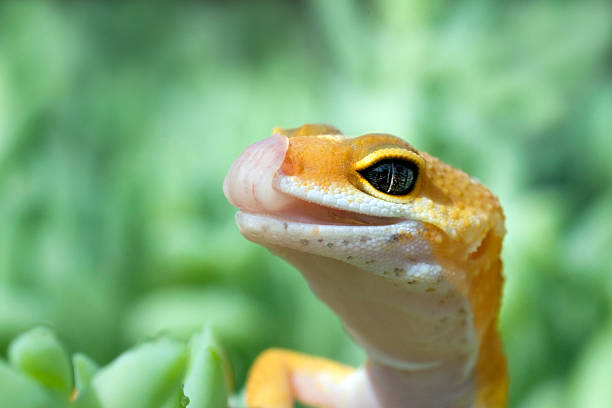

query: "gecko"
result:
(223, 124), (507, 408)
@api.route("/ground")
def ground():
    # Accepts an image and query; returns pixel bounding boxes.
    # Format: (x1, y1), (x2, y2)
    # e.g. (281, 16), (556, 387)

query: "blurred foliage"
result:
(0, 0), (610, 407)
(0, 326), (230, 408)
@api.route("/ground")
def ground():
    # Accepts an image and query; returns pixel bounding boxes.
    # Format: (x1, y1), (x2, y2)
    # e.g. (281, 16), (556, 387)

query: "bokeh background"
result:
(1, 1), (611, 406)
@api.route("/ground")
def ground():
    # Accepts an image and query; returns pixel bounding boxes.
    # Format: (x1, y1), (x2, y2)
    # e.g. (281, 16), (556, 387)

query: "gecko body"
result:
(224, 124), (506, 408)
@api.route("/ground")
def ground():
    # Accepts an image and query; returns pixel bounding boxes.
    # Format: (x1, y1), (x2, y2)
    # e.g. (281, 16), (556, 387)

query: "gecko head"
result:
(224, 124), (506, 365)
(224, 124), (504, 280)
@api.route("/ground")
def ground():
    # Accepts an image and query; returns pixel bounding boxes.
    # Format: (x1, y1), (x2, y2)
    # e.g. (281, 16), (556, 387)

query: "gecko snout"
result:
(223, 133), (296, 214)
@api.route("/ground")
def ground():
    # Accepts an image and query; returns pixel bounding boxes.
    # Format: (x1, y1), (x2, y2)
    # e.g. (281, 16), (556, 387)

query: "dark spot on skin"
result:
(300, 239), (309, 246)
(388, 233), (401, 243)
(406, 254), (418, 263)
(326, 243), (334, 248)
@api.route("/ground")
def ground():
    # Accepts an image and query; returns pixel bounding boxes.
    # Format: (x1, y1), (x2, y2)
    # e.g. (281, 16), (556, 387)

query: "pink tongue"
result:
(223, 133), (295, 214)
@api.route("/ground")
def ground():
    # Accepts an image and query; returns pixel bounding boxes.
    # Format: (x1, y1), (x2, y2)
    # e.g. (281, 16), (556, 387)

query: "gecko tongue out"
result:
(223, 133), (297, 214)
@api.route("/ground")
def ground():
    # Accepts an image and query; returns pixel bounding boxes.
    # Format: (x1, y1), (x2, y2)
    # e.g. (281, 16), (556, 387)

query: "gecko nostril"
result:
(280, 154), (297, 176)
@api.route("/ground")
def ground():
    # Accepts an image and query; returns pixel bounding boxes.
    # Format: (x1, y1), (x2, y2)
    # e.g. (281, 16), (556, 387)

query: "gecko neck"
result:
(365, 358), (474, 408)
(269, 246), (479, 408)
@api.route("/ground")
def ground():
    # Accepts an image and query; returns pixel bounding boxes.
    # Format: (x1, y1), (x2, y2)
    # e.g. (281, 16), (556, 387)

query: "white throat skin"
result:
(236, 212), (478, 408)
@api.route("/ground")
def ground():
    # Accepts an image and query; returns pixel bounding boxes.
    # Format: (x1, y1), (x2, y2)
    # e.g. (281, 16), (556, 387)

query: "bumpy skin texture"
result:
(224, 124), (507, 408)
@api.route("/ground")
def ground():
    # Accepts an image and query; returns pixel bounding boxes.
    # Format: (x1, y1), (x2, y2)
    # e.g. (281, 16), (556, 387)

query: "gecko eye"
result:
(358, 159), (419, 196)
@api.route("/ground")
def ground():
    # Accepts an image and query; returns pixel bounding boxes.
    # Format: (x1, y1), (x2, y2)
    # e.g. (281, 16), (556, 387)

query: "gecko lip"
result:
(235, 211), (420, 242)
(237, 195), (405, 227)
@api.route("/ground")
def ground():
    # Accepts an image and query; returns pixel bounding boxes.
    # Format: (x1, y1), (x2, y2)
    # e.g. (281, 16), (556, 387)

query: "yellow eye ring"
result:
(352, 148), (424, 203)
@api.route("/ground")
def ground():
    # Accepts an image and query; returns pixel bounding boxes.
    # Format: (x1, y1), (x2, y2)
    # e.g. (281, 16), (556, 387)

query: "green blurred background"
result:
(0, 0), (611, 406)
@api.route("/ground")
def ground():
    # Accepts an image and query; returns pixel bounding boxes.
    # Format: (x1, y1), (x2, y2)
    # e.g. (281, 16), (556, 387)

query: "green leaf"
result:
(178, 385), (191, 408)
(0, 359), (65, 408)
(90, 339), (188, 408)
(7, 326), (73, 397)
(182, 327), (230, 408)
(71, 387), (102, 408)
(72, 353), (99, 393)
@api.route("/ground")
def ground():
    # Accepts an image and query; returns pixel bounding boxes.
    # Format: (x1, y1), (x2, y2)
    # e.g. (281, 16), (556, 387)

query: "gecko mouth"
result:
(243, 197), (404, 227)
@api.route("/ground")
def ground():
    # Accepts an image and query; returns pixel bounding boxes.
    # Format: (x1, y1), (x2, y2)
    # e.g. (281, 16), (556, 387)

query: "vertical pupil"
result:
(359, 159), (418, 195)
